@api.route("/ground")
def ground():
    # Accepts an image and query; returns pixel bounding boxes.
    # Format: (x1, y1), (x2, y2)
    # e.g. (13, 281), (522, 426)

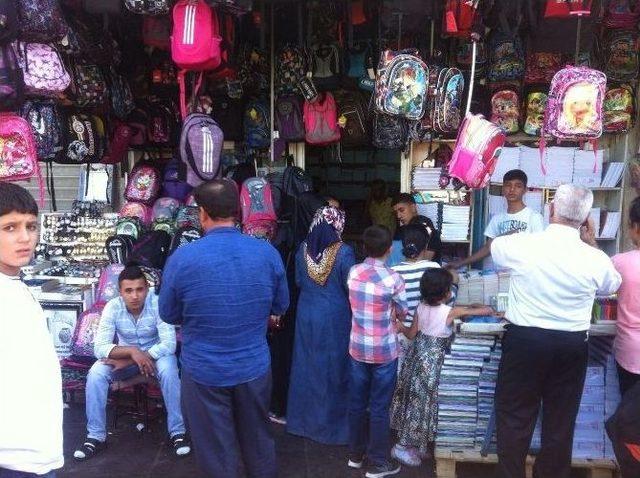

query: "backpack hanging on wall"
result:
(311, 43), (341, 91)
(148, 98), (179, 147)
(70, 63), (108, 108)
(275, 95), (305, 142)
(244, 99), (270, 149)
(375, 49), (429, 121)
(443, 0), (480, 38)
(303, 92), (341, 145)
(603, 0), (640, 28)
(603, 30), (639, 82)
(175, 204), (200, 229)
(16, 0), (68, 43)
(211, 96), (244, 141)
(125, 0), (171, 15)
(102, 123), (132, 165)
(128, 230), (172, 270)
(171, 0), (221, 70)
(124, 161), (162, 206)
(109, 68), (135, 119)
(433, 67), (465, 135)
(116, 212), (147, 237)
(0, 44), (23, 111)
(333, 90), (370, 148)
(603, 84), (635, 134)
(161, 157), (192, 201)
(240, 176), (278, 241)
(169, 226), (202, 254)
(487, 32), (525, 84)
(179, 113), (224, 187)
(524, 52), (563, 85)
(276, 45), (308, 95)
(490, 90), (520, 135)
(14, 42), (71, 97)
(372, 111), (408, 150)
(19, 99), (65, 162)
(523, 91), (548, 136)
(143, 15), (171, 49)
(61, 113), (101, 164)
(0, 0), (18, 43)
(105, 235), (134, 265)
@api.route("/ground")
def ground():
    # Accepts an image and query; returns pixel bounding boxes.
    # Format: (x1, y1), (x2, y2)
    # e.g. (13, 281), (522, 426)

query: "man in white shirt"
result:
(491, 184), (621, 478)
(0, 183), (63, 478)
(448, 170), (544, 270)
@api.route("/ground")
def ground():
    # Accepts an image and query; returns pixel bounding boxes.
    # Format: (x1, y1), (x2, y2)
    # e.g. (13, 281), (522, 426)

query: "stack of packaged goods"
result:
(476, 341), (502, 451)
(572, 367), (606, 459)
(604, 355), (621, 460)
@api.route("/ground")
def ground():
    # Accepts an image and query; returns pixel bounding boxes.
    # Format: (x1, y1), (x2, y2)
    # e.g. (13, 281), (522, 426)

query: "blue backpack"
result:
(161, 157), (192, 201)
(244, 100), (271, 149)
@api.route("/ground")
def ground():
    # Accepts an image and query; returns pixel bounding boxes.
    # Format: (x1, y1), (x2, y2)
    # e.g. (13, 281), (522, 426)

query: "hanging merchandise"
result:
(544, 0), (593, 18)
(128, 230), (172, 269)
(19, 99), (65, 162)
(108, 68), (135, 120)
(275, 95), (305, 143)
(147, 97), (180, 147)
(175, 204), (200, 229)
(0, 0), (17, 43)
(69, 63), (109, 108)
(456, 40), (487, 78)
(116, 214), (146, 239)
(374, 49), (429, 121)
(433, 67), (465, 135)
(152, 196), (180, 221)
(243, 99), (270, 149)
(0, 44), (23, 111)
(603, 30), (639, 82)
(143, 15), (171, 50)
(372, 111), (408, 150)
(16, 0), (68, 43)
(276, 45), (308, 95)
(603, 0), (640, 28)
(524, 52), (563, 85)
(169, 226), (202, 254)
(303, 92), (341, 145)
(211, 96), (244, 141)
(179, 113), (224, 187)
(487, 32), (525, 84)
(124, 161), (162, 206)
(523, 91), (548, 136)
(171, 0), (222, 71)
(311, 43), (341, 91)
(345, 42), (372, 79)
(603, 84), (636, 134)
(161, 156), (192, 201)
(127, 106), (149, 148)
(443, 0), (480, 38)
(61, 113), (103, 164)
(240, 176), (278, 241)
(125, 0), (172, 15)
(444, 113), (506, 189)
(237, 46), (269, 93)
(106, 235), (134, 265)
(333, 89), (370, 148)
(490, 90), (520, 135)
(13, 42), (71, 97)
(102, 123), (132, 166)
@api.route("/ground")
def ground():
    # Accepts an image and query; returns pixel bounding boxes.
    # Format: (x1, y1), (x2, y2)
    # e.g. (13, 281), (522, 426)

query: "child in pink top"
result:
(390, 268), (494, 467)
(612, 197), (640, 396)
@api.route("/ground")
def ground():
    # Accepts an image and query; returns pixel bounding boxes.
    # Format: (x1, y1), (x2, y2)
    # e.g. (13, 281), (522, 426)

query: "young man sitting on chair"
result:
(74, 265), (190, 461)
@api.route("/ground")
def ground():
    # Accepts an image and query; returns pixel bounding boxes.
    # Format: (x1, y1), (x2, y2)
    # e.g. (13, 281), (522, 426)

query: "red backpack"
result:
(240, 177), (278, 241)
(303, 93), (341, 145)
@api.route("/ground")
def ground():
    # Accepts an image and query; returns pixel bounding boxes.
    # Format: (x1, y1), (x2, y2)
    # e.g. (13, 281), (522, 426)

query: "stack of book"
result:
(441, 204), (471, 242)
(600, 162), (625, 188)
(413, 167), (447, 190)
(573, 149), (604, 187)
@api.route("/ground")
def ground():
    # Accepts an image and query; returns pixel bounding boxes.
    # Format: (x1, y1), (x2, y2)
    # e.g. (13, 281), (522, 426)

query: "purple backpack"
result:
(71, 303), (106, 358)
(179, 113), (223, 188)
(125, 162), (161, 206)
(95, 264), (124, 303)
(17, 0), (68, 43)
(0, 44), (23, 110)
(161, 157), (192, 201)
(14, 42), (71, 97)
(152, 197), (180, 221)
(275, 95), (305, 142)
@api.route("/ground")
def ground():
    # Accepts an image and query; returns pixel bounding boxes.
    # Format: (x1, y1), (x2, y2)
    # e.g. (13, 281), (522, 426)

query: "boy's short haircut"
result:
(630, 196), (640, 226)
(0, 182), (38, 218)
(118, 265), (147, 285)
(392, 192), (415, 207)
(503, 169), (528, 187)
(420, 268), (453, 306)
(363, 225), (392, 258)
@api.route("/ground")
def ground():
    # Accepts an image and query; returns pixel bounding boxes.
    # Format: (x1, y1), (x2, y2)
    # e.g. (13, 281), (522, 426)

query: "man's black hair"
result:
(118, 265), (147, 285)
(503, 169), (528, 187)
(363, 225), (392, 258)
(630, 196), (640, 226)
(420, 268), (453, 306)
(0, 182), (38, 218)
(392, 192), (416, 207)
(194, 179), (239, 220)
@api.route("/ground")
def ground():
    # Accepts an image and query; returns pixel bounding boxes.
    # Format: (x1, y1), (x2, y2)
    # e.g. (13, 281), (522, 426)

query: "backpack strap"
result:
(178, 70), (204, 120)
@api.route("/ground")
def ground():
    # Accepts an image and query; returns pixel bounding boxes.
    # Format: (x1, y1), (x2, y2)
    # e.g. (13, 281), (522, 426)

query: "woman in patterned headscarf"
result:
(286, 206), (356, 445)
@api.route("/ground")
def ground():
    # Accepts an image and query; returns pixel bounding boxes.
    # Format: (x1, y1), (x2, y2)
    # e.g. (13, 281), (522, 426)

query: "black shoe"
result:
(171, 433), (191, 457)
(365, 459), (401, 478)
(73, 438), (106, 461)
(347, 452), (365, 469)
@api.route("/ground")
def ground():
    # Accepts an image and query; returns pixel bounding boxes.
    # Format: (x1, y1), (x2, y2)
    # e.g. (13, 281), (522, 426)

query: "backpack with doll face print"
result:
(125, 162), (162, 206)
(523, 91), (548, 136)
(490, 90), (520, 135)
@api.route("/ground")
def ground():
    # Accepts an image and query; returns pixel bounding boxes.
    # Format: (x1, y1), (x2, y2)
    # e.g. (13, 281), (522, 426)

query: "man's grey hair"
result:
(553, 184), (593, 227)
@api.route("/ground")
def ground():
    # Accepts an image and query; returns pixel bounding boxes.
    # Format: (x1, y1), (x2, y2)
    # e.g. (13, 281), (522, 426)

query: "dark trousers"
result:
(495, 325), (588, 478)
(181, 369), (276, 478)
(348, 358), (398, 467)
(0, 470), (55, 478)
(616, 361), (640, 397)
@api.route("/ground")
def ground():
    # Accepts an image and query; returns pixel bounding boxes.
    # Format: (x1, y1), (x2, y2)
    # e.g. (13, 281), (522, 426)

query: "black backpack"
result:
(61, 112), (103, 164)
(334, 90), (370, 148)
(105, 234), (135, 265)
(128, 230), (172, 270)
(265, 170), (285, 216)
(211, 96), (244, 142)
(372, 112), (407, 150)
(20, 100), (65, 161)
(283, 166), (313, 199)
(0, 0), (18, 43)
(169, 227), (201, 254)
(0, 44), (23, 111)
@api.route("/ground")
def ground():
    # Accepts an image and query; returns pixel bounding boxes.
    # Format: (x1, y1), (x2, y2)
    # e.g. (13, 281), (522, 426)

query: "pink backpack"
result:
(125, 162), (162, 206)
(240, 177), (278, 241)
(171, 0), (221, 70)
(0, 113), (44, 204)
(303, 93), (341, 145)
(71, 303), (106, 358)
(119, 202), (152, 226)
(13, 42), (71, 96)
(444, 113), (506, 189)
(96, 264), (125, 303)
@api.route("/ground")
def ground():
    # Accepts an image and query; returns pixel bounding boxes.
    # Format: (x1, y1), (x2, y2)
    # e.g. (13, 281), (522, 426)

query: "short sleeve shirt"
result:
(484, 207), (544, 239)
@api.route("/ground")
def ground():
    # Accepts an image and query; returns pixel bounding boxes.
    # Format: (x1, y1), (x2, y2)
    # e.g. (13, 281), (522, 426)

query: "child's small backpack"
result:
(456, 40), (487, 78)
(152, 197), (180, 222)
(523, 91), (548, 136)
(128, 230), (172, 270)
(14, 42), (71, 97)
(70, 63), (108, 108)
(0, 113), (44, 203)
(0, 44), (24, 111)
(524, 52), (562, 85)
(490, 90), (520, 135)
(19, 100), (65, 162)
(374, 49), (429, 121)
(161, 157), (192, 201)
(434, 67), (465, 134)
(244, 100), (271, 148)
(105, 234), (134, 265)
(71, 303), (106, 358)
(175, 205), (200, 229)
(116, 213), (146, 238)
(16, 0), (68, 43)
(603, 30), (639, 82)
(372, 111), (407, 150)
(240, 176), (278, 241)
(170, 0), (222, 71)
(275, 95), (305, 142)
(487, 33), (525, 84)
(179, 113), (223, 187)
(276, 45), (308, 95)
(303, 93), (341, 145)
(603, 0), (640, 28)
(333, 90), (370, 148)
(603, 84), (635, 134)
(148, 98), (179, 147)
(61, 112), (101, 164)
(169, 226), (201, 254)
(152, 218), (176, 236)
(101, 123), (131, 166)
(543, 66), (606, 141)
(96, 263), (125, 302)
(444, 113), (506, 189)
(125, 162), (162, 206)
(346, 43), (371, 79)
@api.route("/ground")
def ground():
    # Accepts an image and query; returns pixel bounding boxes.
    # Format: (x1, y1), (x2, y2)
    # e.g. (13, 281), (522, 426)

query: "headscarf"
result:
(304, 206), (345, 285)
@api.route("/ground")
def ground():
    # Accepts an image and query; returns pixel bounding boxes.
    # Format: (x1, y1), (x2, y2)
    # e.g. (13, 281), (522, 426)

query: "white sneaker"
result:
(391, 444), (422, 467)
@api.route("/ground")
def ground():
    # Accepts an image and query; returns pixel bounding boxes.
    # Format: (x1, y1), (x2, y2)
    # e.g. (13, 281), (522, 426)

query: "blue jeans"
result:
(85, 354), (186, 441)
(0, 469), (56, 478)
(348, 358), (398, 466)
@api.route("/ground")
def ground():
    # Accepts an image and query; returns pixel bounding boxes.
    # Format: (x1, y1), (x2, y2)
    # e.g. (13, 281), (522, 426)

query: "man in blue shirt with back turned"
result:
(159, 179), (289, 478)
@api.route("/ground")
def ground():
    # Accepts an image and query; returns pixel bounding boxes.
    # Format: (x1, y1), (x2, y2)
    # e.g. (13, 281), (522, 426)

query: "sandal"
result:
(73, 437), (106, 461)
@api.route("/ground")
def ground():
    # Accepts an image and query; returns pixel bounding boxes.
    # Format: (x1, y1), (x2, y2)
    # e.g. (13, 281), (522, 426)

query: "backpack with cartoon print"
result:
(603, 84), (635, 134)
(488, 32), (525, 83)
(124, 162), (162, 206)
(523, 91), (548, 136)
(434, 67), (465, 135)
(603, 30), (639, 82)
(490, 90), (520, 135)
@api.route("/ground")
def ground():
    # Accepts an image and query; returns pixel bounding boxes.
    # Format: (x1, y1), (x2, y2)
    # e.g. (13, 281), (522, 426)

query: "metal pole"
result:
(574, 15), (582, 65)
(270, 0), (275, 162)
(465, 40), (477, 115)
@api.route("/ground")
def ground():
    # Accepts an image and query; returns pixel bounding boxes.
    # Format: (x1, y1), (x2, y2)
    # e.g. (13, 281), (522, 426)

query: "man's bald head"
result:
(194, 179), (239, 221)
